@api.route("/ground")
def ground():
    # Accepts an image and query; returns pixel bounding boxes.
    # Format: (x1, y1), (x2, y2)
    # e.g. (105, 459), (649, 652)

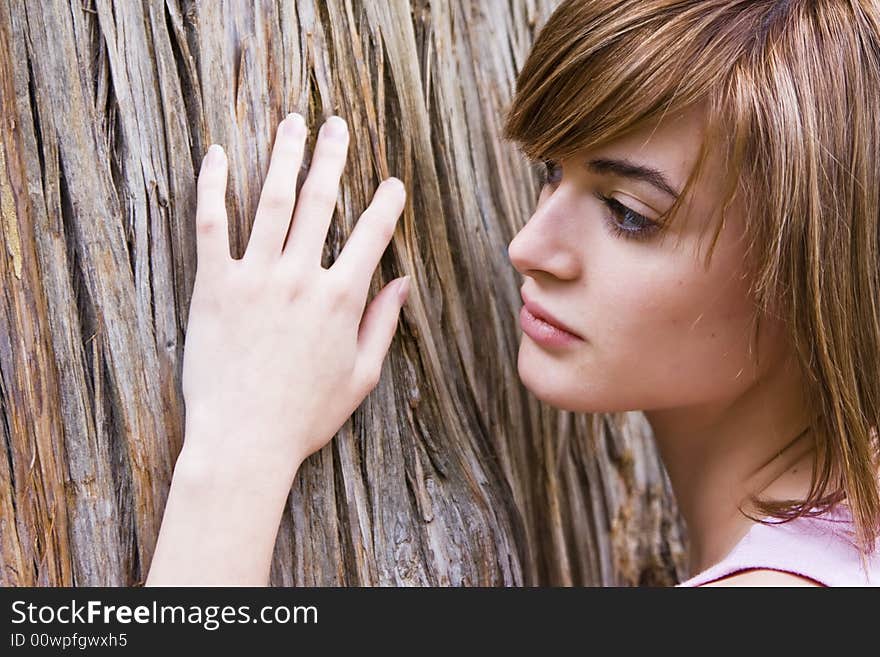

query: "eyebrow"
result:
(585, 157), (681, 199)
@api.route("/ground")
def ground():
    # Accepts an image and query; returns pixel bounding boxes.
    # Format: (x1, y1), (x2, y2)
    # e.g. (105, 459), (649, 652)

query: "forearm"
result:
(145, 437), (300, 587)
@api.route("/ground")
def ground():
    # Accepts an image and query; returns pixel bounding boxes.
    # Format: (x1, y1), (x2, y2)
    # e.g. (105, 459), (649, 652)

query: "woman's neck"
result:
(643, 351), (815, 574)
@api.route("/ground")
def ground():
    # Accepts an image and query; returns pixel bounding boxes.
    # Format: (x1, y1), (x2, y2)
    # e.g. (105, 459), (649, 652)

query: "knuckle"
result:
(362, 216), (396, 248)
(196, 216), (218, 236)
(273, 264), (315, 304)
(196, 202), (225, 232)
(300, 180), (338, 209)
(261, 190), (291, 213)
(325, 274), (357, 308)
(280, 270), (310, 303)
(357, 210), (391, 243)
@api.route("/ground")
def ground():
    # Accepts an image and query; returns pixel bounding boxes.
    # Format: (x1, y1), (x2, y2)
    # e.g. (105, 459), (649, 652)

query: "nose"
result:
(507, 188), (582, 281)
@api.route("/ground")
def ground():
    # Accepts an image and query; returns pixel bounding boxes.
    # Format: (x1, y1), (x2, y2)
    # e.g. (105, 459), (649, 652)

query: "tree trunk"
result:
(0, 0), (687, 587)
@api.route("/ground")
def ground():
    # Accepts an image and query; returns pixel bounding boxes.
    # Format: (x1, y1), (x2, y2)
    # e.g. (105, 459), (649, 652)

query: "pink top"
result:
(676, 503), (879, 586)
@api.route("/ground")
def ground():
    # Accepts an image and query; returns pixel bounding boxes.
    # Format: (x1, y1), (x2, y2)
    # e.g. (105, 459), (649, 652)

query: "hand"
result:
(180, 113), (409, 483)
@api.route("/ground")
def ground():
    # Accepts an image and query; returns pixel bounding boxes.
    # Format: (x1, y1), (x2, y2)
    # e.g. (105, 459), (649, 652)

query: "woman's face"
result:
(508, 104), (791, 414)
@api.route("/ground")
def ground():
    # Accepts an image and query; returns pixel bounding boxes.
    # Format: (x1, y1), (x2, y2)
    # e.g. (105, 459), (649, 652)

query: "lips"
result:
(520, 288), (584, 339)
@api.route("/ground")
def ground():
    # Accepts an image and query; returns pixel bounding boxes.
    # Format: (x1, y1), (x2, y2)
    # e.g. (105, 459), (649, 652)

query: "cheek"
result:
(589, 247), (763, 409)
(516, 250), (760, 413)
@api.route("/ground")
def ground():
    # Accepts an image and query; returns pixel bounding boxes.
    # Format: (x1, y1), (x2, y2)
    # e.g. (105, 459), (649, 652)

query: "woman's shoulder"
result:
(676, 503), (879, 587)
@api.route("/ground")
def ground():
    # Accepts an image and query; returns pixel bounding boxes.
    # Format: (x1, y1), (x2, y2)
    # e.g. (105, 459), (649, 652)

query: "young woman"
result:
(146, 0), (880, 586)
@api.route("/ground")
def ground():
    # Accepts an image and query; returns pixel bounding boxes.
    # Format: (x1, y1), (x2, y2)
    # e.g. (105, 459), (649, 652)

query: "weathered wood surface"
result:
(0, 0), (686, 587)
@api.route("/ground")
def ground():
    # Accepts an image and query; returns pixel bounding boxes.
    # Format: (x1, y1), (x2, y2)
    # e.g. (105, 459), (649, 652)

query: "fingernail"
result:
(397, 276), (411, 304)
(204, 144), (224, 170)
(282, 112), (304, 135)
(324, 116), (347, 139)
(384, 177), (404, 190)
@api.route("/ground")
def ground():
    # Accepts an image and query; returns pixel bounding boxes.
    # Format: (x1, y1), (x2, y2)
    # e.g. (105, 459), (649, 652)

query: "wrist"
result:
(177, 422), (305, 493)
(174, 446), (300, 501)
(148, 449), (294, 586)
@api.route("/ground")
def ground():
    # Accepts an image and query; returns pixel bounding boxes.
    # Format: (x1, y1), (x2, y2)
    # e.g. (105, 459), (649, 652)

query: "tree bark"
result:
(0, 0), (687, 587)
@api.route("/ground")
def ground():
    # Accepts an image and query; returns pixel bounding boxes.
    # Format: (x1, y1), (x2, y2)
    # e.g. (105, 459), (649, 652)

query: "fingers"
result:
(245, 113), (307, 263)
(329, 177), (407, 308)
(195, 144), (230, 274)
(354, 276), (411, 392)
(282, 116), (349, 270)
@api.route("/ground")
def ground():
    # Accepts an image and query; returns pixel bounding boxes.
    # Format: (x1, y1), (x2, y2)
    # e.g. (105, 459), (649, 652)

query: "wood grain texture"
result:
(0, 0), (687, 587)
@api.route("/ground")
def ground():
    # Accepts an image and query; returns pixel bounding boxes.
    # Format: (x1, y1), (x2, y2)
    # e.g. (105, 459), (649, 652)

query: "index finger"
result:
(195, 144), (231, 272)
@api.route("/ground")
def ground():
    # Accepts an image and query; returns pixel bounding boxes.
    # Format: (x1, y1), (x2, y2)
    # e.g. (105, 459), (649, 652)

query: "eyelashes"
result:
(540, 158), (564, 186)
(595, 193), (661, 242)
(538, 158), (660, 242)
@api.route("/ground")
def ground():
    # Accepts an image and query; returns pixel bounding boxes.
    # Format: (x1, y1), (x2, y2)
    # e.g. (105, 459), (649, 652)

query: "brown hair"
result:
(503, 0), (880, 557)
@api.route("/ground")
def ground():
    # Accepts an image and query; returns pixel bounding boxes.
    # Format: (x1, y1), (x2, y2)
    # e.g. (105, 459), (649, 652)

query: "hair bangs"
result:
(502, 1), (780, 254)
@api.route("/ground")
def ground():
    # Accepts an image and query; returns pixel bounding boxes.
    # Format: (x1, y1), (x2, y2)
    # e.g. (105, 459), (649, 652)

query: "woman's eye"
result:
(540, 158), (563, 185)
(596, 193), (660, 242)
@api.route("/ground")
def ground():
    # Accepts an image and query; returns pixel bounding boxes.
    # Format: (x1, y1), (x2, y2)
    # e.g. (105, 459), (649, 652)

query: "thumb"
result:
(355, 276), (410, 386)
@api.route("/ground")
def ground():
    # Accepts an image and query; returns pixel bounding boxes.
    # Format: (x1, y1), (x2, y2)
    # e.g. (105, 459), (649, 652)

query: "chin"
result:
(517, 343), (592, 412)
(516, 341), (641, 414)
